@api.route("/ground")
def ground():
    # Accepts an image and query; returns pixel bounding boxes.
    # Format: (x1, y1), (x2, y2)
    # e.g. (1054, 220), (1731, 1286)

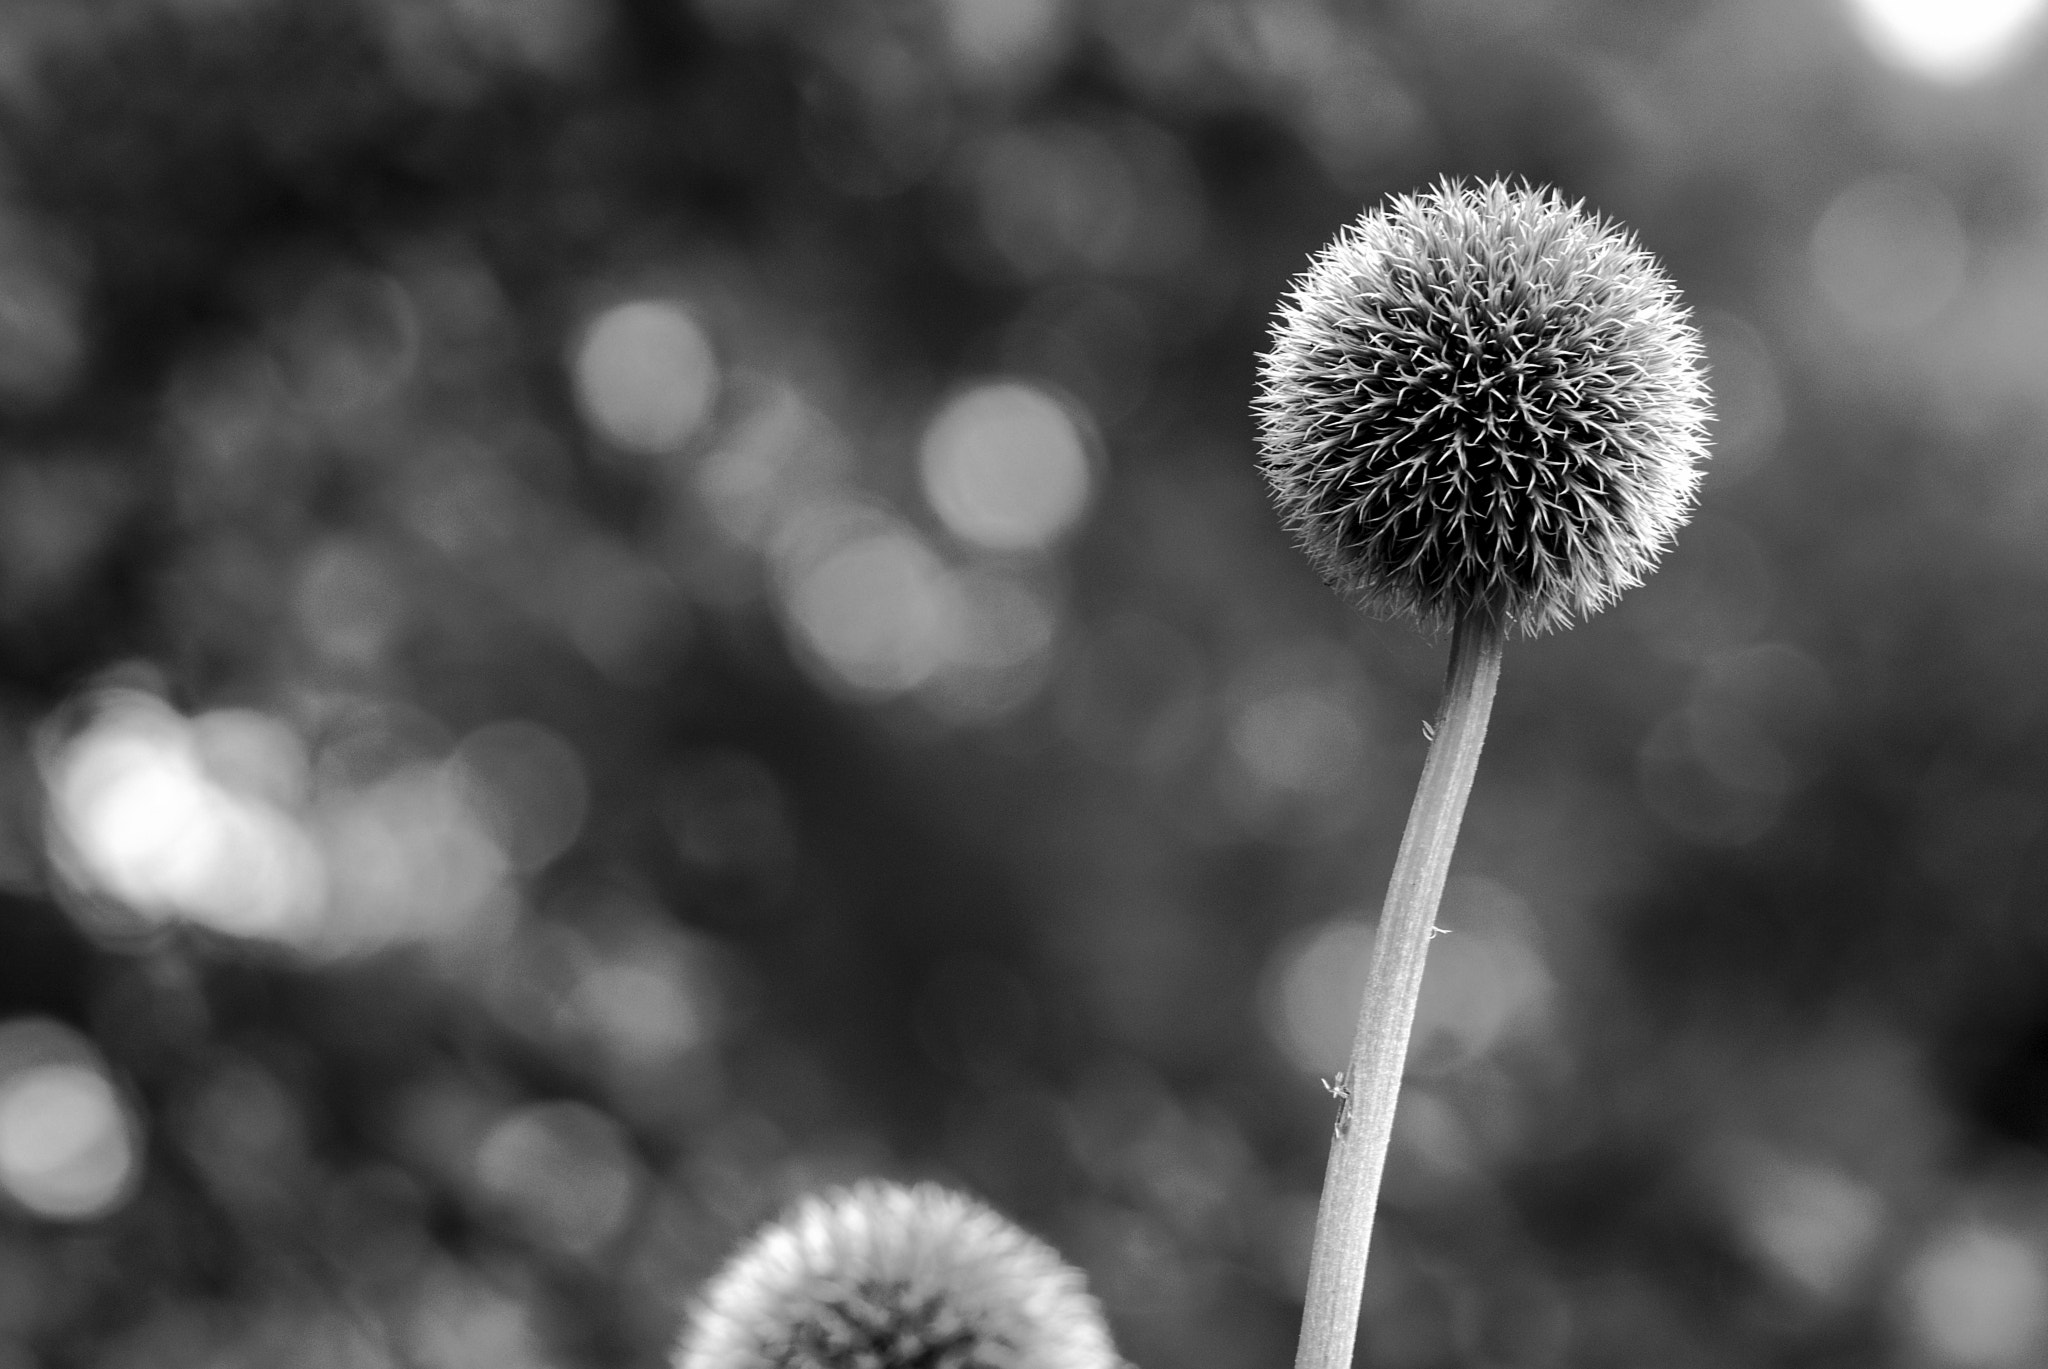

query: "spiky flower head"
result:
(675, 1181), (1122, 1369)
(1256, 177), (1711, 636)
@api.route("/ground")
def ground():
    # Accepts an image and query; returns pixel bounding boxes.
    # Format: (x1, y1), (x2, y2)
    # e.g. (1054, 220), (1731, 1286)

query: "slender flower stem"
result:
(1294, 607), (1506, 1369)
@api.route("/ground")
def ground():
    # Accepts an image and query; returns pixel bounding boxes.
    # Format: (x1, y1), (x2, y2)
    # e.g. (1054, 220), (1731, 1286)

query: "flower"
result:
(675, 1181), (1122, 1369)
(1256, 178), (1711, 635)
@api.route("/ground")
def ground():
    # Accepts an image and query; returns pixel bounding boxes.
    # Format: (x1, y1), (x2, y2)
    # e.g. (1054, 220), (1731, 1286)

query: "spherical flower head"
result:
(675, 1181), (1122, 1369)
(1256, 178), (1711, 636)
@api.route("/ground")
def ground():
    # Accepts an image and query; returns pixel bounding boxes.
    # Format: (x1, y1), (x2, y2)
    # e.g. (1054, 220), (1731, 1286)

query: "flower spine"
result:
(1256, 177), (1711, 636)
(676, 1181), (1122, 1369)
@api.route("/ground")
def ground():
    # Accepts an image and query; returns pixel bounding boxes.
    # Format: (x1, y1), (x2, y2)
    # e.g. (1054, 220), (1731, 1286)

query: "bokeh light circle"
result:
(785, 521), (961, 694)
(454, 719), (589, 874)
(920, 382), (1092, 552)
(1811, 176), (1966, 335)
(473, 1100), (638, 1256)
(572, 299), (720, 456)
(1904, 1224), (2048, 1364)
(1845, 0), (2047, 80)
(0, 1023), (138, 1223)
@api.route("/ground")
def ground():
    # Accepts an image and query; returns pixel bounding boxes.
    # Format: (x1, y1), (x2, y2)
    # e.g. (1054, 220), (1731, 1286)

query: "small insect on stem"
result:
(1321, 1071), (1351, 1136)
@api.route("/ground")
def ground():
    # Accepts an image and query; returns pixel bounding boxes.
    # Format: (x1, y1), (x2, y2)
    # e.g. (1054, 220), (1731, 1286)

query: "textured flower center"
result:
(1357, 267), (1628, 588)
(775, 1281), (1002, 1369)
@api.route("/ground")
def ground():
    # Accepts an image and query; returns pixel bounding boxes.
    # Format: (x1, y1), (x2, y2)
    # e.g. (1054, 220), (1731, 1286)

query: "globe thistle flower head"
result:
(1257, 178), (1711, 636)
(676, 1181), (1122, 1369)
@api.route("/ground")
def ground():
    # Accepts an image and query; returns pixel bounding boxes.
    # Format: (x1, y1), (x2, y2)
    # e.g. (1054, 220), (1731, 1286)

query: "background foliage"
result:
(3, 0), (2048, 1365)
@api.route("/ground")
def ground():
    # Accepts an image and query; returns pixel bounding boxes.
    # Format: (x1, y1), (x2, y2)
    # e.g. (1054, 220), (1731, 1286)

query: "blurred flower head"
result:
(676, 1181), (1121, 1369)
(1256, 178), (1711, 636)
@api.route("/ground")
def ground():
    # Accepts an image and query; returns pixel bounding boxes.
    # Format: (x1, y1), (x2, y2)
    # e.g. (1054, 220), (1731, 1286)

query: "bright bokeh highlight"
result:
(45, 693), (326, 939)
(43, 690), (531, 955)
(0, 1023), (137, 1222)
(920, 382), (1092, 552)
(1905, 1224), (2048, 1364)
(1845, 0), (2047, 80)
(572, 299), (719, 456)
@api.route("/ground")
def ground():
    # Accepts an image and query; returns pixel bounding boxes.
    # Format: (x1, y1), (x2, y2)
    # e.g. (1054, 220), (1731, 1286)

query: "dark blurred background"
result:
(1, 0), (2046, 1365)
